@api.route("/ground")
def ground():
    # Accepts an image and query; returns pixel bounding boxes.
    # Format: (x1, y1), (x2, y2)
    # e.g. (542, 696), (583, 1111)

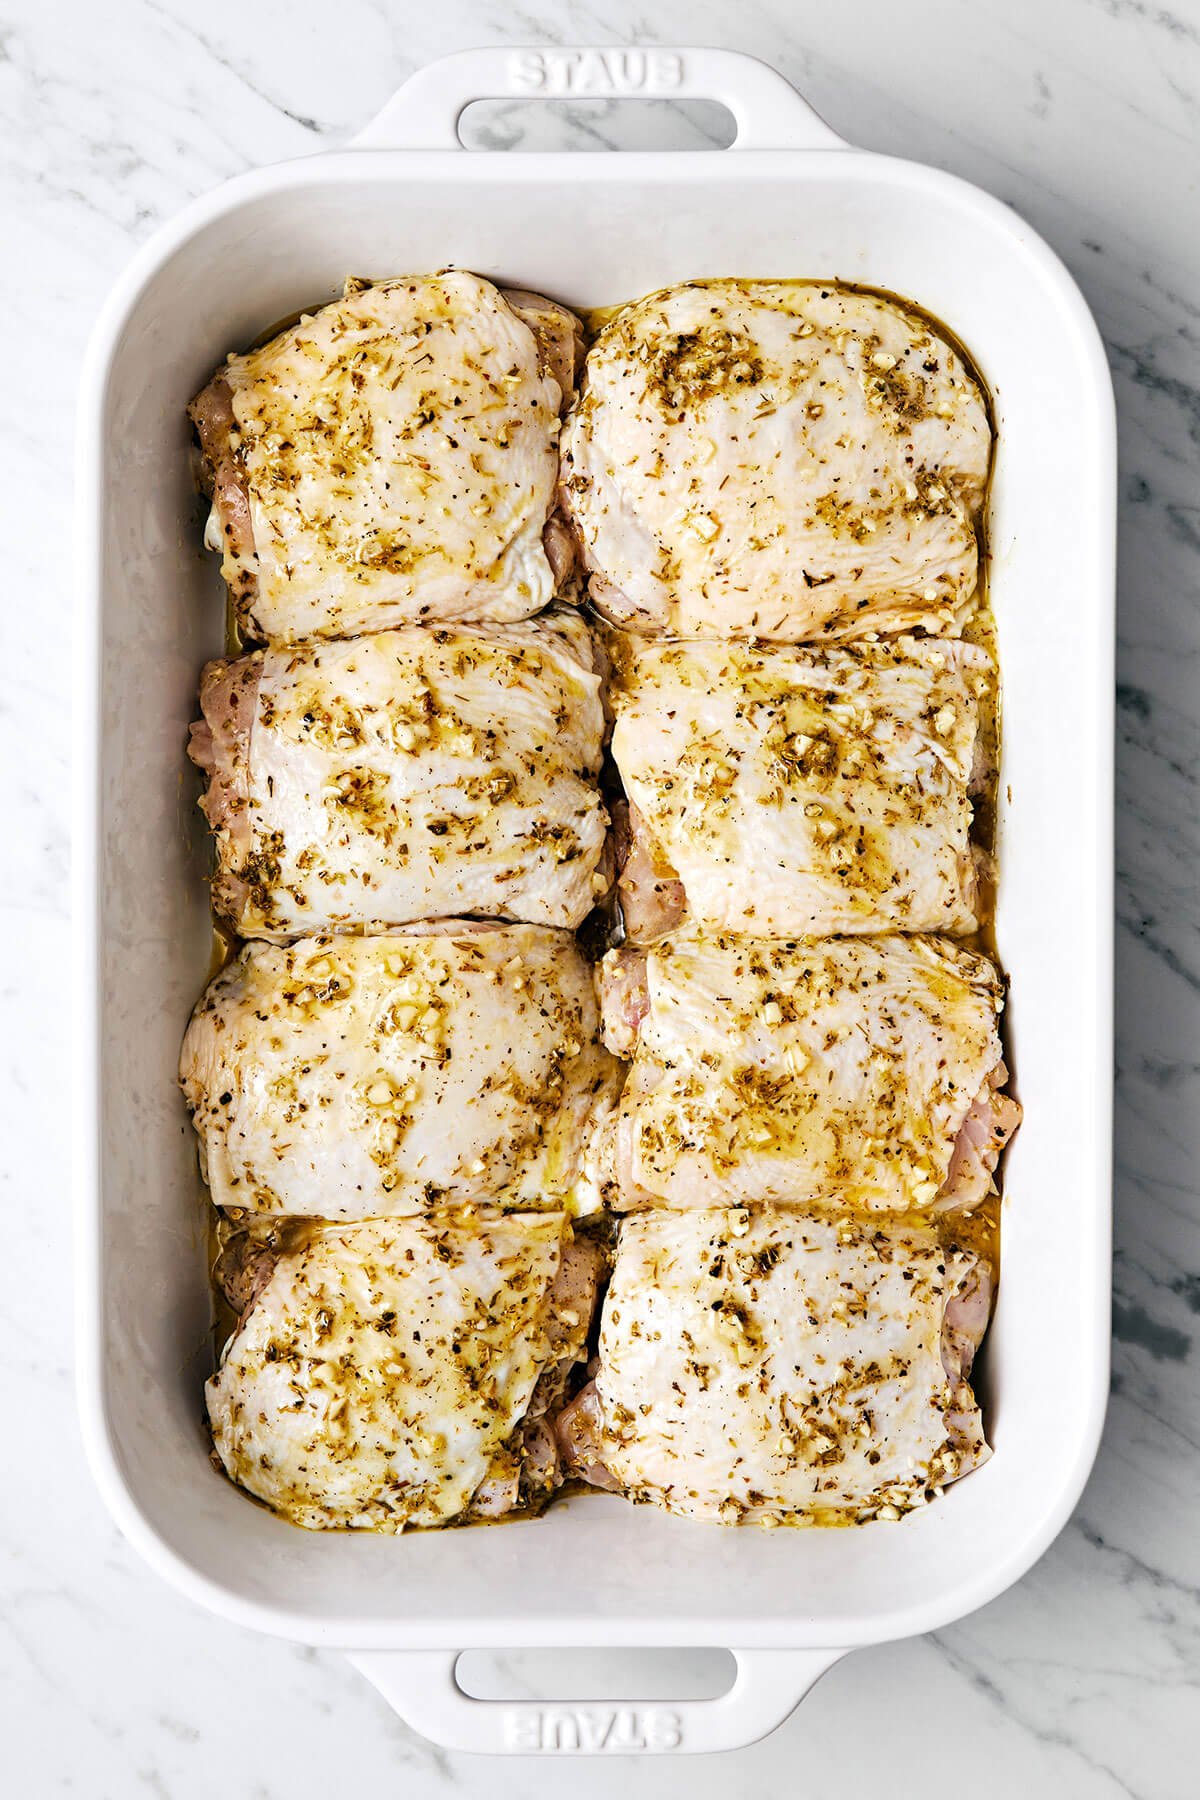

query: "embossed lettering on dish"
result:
(502, 1706), (683, 1752)
(508, 50), (685, 95)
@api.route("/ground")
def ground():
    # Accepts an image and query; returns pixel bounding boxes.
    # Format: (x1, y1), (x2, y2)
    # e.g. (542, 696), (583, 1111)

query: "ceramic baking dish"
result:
(75, 47), (1115, 1755)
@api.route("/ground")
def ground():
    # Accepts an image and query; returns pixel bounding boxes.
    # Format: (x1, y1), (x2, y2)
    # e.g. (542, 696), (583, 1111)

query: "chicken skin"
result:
(180, 924), (621, 1219)
(189, 608), (607, 938)
(561, 280), (990, 641)
(558, 1207), (991, 1523)
(609, 633), (991, 939)
(208, 1212), (602, 1531)
(190, 272), (582, 644)
(599, 929), (1019, 1214)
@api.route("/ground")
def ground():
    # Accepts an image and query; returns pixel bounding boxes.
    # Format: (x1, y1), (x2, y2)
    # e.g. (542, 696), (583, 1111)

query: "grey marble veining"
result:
(2, 0), (1197, 1792)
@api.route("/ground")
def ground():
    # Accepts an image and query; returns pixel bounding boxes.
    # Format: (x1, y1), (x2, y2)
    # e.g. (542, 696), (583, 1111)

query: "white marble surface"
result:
(3, 0), (1197, 1792)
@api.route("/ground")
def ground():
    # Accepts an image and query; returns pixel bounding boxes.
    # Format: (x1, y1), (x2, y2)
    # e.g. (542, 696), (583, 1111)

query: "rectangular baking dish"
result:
(75, 46), (1115, 1756)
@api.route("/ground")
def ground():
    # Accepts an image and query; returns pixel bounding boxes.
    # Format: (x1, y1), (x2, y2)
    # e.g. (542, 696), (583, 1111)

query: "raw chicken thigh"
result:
(190, 607), (608, 938)
(609, 633), (990, 939)
(558, 1208), (991, 1522)
(190, 272), (582, 644)
(561, 280), (990, 641)
(180, 924), (621, 1219)
(599, 929), (1019, 1214)
(208, 1211), (602, 1531)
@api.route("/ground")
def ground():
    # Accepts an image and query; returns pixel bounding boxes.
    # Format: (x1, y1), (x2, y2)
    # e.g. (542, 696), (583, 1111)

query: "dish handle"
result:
(347, 1645), (845, 1755)
(351, 46), (846, 153)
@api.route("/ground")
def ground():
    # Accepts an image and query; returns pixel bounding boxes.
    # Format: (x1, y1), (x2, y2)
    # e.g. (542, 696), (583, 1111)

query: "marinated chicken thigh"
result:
(558, 1208), (991, 1523)
(190, 608), (608, 938)
(180, 924), (621, 1218)
(207, 1212), (602, 1531)
(190, 272), (582, 645)
(561, 280), (990, 641)
(610, 634), (990, 938)
(599, 930), (1019, 1213)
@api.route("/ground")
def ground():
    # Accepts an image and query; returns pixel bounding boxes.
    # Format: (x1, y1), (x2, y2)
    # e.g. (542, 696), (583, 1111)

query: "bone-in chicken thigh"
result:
(180, 924), (621, 1219)
(600, 930), (1019, 1214)
(207, 1211), (602, 1531)
(561, 280), (990, 641)
(558, 1208), (991, 1523)
(190, 272), (582, 645)
(190, 607), (608, 938)
(610, 634), (991, 939)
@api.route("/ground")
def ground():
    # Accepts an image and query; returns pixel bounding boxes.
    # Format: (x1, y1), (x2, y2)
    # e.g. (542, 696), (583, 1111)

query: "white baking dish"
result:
(75, 47), (1115, 1755)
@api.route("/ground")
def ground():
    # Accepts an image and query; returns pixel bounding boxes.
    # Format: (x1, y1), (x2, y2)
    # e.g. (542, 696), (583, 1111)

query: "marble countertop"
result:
(4, 0), (1197, 1792)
